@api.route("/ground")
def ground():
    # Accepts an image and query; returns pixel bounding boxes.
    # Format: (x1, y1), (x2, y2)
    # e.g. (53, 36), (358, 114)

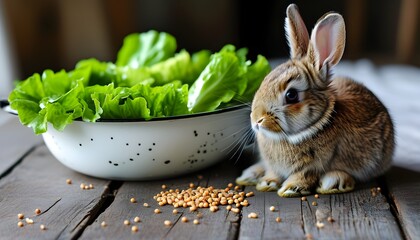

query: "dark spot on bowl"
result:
(108, 161), (112, 164)
(197, 150), (200, 154)
(207, 132), (210, 135)
(220, 133), (224, 136)
(79, 144), (82, 147)
(129, 158), (133, 161)
(164, 160), (171, 164)
(138, 143), (141, 146)
(111, 137), (114, 140)
(90, 138), (93, 141)
(194, 130), (198, 137)
(137, 153), (140, 156)
(153, 143), (156, 146)
(203, 150), (207, 154)
(113, 163), (118, 166)
(126, 143), (129, 146)
(149, 148), (152, 151)
(153, 158), (155, 161)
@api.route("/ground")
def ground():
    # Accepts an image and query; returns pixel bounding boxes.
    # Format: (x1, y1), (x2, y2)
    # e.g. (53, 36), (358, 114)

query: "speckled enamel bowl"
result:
(41, 105), (251, 180)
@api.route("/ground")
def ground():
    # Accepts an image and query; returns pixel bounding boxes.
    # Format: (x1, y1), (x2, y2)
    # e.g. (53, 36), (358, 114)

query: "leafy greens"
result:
(8, 30), (271, 134)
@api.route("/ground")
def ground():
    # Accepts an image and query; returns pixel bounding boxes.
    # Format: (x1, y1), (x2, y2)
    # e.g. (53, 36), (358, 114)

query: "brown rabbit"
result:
(235, 4), (394, 197)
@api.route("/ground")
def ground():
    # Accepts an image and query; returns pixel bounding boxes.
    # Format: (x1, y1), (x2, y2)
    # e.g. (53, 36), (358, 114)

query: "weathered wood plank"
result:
(79, 157), (246, 240)
(0, 145), (111, 239)
(240, 179), (403, 239)
(0, 112), (42, 177)
(386, 167), (420, 240)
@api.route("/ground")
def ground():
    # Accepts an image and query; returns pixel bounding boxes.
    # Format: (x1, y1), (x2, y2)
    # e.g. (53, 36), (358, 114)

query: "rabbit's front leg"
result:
(256, 167), (282, 191)
(278, 171), (317, 197)
(236, 162), (265, 186)
(236, 162), (282, 191)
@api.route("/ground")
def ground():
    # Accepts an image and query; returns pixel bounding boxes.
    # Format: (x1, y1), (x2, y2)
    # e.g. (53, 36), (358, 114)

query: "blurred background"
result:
(0, 0), (419, 97)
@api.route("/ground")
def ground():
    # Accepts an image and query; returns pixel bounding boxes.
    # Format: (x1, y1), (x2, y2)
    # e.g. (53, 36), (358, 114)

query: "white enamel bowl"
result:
(40, 105), (250, 180)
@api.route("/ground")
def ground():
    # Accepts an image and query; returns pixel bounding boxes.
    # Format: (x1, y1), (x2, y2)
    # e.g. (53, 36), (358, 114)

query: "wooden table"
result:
(1, 110), (419, 240)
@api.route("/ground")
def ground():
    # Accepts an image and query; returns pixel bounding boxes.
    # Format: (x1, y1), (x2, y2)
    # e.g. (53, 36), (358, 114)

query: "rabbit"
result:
(235, 4), (394, 197)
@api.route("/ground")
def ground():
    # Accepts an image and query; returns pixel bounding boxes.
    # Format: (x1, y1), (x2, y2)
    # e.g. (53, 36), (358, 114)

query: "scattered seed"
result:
(246, 192), (254, 197)
(34, 208), (41, 215)
(181, 217), (188, 223)
(130, 197), (137, 203)
(124, 220), (130, 225)
(193, 219), (200, 225)
(269, 206), (276, 212)
(226, 205), (232, 211)
(134, 217), (141, 223)
(66, 179), (72, 184)
(162, 185), (167, 189)
(190, 206), (197, 212)
(164, 220), (172, 226)
(172, 209), (178, 214)
(306, 233), (314, 240)
(314, 194), (320, 199)
(154, 208), (161, 214)
(17, 221), (24, 227)
(143, 203), (149, 207)
(301, 196), (307, 201)
(227, 183), (234, 188)
(131, 226), (139, 232)
(231, 208), (240, 213)
(377, 187), (381, 192)
(189, 183), (195, 188)
(101, 221), (107, 227)
(316, 221), (325, 229)
(40, 224), (47, 230)
(312, 201), (318, 206)
(197, 175), (203, 180)
(80, 182), (94, 190)
(17, 213), (24, 220)
(248, 212), (258, 218)
(210, 206), (218, 212)
(275, 217), (282, 223)
(327, 216), (335, 223)
(25, 218), (34, 224)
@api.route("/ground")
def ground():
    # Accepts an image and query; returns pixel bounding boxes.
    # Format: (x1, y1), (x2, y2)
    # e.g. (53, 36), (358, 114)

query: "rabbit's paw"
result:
(236, 163), (265, 186)
(278, 184), (311, 197)
(316, 170), (355, 194)
(256, 178), (280, 192)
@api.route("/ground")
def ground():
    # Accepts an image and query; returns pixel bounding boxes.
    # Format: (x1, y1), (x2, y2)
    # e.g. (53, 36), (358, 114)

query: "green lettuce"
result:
(8, 31), (271, 134)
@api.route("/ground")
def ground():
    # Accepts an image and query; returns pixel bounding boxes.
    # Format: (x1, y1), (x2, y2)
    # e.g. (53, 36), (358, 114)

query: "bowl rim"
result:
(1, 99), (250, 123)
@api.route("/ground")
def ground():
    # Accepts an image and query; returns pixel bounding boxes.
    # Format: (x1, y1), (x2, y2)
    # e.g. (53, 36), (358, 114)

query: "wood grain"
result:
(79, 158), (246, 240)
(239, 182), (403, 239)
(0, 145), (110, 239)
(0, 113), (42, 177)
(386, 167), (420, 240)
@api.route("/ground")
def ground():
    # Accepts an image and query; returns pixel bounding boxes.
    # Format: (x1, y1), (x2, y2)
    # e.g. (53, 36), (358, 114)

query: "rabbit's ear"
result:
(309, 13), (346, 70)
(285, 4), (309, 59)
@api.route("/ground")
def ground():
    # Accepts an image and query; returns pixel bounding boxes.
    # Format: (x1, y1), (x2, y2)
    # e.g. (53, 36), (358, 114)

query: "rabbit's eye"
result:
(285, 88), (299, 104)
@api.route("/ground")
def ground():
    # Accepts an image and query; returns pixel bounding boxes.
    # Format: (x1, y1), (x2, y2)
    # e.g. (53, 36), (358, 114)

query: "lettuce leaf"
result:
(116, 30), (177, 68)
(8, 31), (271, 134)
(187, 45), (254, 113)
